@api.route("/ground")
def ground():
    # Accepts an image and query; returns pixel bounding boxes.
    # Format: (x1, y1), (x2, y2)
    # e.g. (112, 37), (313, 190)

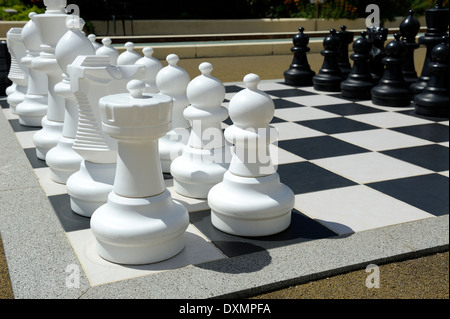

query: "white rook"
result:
(91, 80), (189, 265)
(208, 74), (294, 237)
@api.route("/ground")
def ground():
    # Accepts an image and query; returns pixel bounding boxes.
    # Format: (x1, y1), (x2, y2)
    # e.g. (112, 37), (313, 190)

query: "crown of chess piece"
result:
(208, 73), (294, 237)
(337, 25), (354, 77)
(30, 0), (70, 160)
(371, 33), (412, 107)
(15, 12), (48, 128)
(96, 38), (119, 65)
(313, 28), (344, 92)
(156, 54), (191, 173)
(410, 0), (449, 94)
(171, 62), (230, 199)
(6, 28), (29, 115)
(400, 9), (421, 87)
(46, 16), (96, 184)
(414, 35), (449, 118)
(135, 46), (163, 93)
(283, 27), (316, 86)
(367, 26), (389, 84)
(90, 79), (189, 265)
(341, 31), (375, 100)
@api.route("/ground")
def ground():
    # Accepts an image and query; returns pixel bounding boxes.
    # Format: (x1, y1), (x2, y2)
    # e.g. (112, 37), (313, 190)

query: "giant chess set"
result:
(0, 0), (448, 296)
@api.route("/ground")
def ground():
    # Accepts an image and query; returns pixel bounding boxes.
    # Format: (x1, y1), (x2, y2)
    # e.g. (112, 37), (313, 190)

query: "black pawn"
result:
(284, 27), (316, 86)
(341, 31), (374, 100)
(313, 29), (344, 92)
(338, 25), (354, 77)
(414, 35), (449, 118)
(367, 26), (389, 84)
(410, 0), (449, 94)
(400, 9), (421, 87)
(371, 33), (412, 107)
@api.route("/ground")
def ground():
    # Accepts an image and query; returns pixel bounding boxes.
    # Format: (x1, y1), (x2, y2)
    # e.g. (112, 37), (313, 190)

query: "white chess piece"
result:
(117, 42), (141, 65)
(171, 62), (230, 199)
(135, 47), (162, 93)
(16, 12), (48, 128)
(31, 0), (70, 160)
(208, 73), (294, 237)
(91, 80), (189, 265)
(66, 55), (146, 217)
(87, 34), (102, 51)
(96, 38), (119, 65)
(45, 16), (95, 184)
(156, 54), (191, 173)
(6, 28), (28, 114)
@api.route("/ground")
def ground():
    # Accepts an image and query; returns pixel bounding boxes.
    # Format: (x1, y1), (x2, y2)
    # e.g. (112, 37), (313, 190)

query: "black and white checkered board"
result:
(1, 79), (448, 286)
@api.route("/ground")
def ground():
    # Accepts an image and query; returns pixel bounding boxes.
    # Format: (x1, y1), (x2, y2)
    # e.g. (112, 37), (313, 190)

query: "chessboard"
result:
(1, 78), (448, 289)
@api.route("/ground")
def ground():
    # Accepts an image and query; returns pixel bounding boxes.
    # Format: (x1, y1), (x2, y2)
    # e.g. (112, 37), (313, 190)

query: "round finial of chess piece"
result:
(324, 28), (340, 50)
(135, 47), (163, 93)
(96, 38), (119, 65)
(293, 27), (309, 47)
(228, 73), (274, 129)
(88, 34), (102, 51)
(186, 62), (225, 109)
(385, 33), (406, 58)
(44, 0), (67, 13)
(156, 54), (190, 97)
(117, 42), (141, 65)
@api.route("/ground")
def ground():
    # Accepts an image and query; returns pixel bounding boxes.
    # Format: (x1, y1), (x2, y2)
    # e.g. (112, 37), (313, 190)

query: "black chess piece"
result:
(414, 35), (449, 117)
(367, 26), (389, 84)
(341, 31), (374, 100)
(284, 27), (316, 86)
(410, 0), (449, 94)
(0, 40), (12, 96)
(371, 33), (412, 107)
(338, 25), (354, 77)
(400, 9), (421, 87)
(313, 29), (344, 92)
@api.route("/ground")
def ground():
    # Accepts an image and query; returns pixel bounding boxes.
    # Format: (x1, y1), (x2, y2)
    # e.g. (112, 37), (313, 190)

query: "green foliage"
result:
(0, 0), (45, 21)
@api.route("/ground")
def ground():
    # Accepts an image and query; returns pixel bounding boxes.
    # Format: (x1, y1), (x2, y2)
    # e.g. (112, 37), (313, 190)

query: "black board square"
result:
(277, 161), (357, 194)
(278, 135), (369, 160)
(381, 144), (449, 172)
(367, 174), (449, 217)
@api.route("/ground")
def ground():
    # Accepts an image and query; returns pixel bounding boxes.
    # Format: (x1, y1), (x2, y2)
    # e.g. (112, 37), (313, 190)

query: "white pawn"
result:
(156, 54), (191, 173)
(88, 34), (102, 51)
(171, 62), (230, 199)
(96, 38), (119, 65)
(117, 42), (141, 65)
(208, 73), (294, 237)
(135, 47), (162, 93)
(91, 80), (189, 265)
(16, 12), (48, 127)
